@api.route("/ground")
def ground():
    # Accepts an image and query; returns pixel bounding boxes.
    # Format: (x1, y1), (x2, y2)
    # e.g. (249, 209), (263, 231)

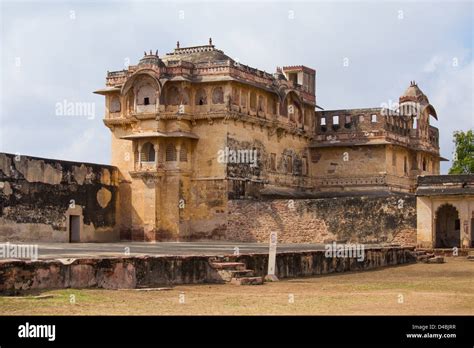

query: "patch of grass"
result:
(0, 258), (473, 315)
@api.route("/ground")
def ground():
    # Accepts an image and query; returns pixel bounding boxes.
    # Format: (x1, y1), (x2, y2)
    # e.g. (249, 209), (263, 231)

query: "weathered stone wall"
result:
(0, 153), (119, 242)
(227, 195), (416, 246)
(0, 247), (415, 293)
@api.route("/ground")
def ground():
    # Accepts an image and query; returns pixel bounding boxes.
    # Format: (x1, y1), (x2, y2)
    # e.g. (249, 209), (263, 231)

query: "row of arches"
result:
(109, 84), (226, 113)
(120, 83), (305, 111)
(108, 72), (313, 127)
(135, 142), (188, 165)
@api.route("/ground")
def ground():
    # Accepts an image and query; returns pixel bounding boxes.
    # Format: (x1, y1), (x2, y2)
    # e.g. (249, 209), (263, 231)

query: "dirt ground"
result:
(1, 258), (473, 315)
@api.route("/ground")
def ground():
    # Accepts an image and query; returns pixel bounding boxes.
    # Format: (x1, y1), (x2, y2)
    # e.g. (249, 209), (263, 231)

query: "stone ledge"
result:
(0, 247), (415, 294)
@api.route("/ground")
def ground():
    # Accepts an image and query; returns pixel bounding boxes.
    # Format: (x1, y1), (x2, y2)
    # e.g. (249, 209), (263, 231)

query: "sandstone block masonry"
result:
(227, 195), (417, 246)
(0, 247), (415, 293)
(0, 153), (119, 242)
(96, 41), (441, 240)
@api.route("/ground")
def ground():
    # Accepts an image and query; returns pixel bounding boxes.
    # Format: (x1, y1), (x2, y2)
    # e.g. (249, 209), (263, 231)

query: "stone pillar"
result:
(154, 144), (159, 169)
(207, 88), (211, 113)
(176, 140), (181, 170)
(137, 142), (142, 170)
(460, 201), (470, 248)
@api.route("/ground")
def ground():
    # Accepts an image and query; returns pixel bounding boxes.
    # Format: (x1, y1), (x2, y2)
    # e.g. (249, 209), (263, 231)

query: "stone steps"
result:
(230, 277), (264, 286)
(414, 250), (444, 263)
(229, 270), (255, 278)
(215, 269), (255, 282)
(427, 256), (445, 264)
(209, 260), (263, 285)
(210, 262), (246, 270)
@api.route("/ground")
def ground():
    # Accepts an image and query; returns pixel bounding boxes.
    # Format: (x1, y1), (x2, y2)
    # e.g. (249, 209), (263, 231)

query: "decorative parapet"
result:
(416, 175), (474, 196)
(314, 175), (387, 187)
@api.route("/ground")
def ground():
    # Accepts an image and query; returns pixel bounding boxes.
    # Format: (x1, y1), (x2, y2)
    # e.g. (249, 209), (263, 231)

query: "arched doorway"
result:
(435, 204), (460, 248)
(471, 211), (474, 248)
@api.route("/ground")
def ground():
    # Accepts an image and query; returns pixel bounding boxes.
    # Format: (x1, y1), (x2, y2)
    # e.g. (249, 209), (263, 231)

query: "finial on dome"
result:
(177, 41), (180, 48)
(209, 37), (213, 45)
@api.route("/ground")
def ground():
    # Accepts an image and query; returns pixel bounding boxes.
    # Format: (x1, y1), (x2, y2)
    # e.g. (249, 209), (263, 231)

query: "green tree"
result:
(449, 130), (474, 174)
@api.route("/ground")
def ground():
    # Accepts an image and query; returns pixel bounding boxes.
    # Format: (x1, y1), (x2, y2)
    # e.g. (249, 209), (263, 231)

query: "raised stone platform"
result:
(0, 246), (416, 294)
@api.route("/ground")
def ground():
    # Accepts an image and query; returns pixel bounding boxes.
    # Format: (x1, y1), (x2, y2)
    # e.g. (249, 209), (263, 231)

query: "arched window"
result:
(181, 87), (190, 105)
(268, 97), (276, 115)
(137, 84), (157, 105)
(212, 87), (224, 104)
(110, 96), (121, 113)
(241, 91), (247, 108)
(166, 143), (177, 161)
(258, 95), (265, 113)
(141, 142), (155, 162)
(250, 92), (257, 111)
(180, 146), (188, 162)
(166, 86), (180, 105)
(195, 88), (207, 105)
(232, 88), (240, 106)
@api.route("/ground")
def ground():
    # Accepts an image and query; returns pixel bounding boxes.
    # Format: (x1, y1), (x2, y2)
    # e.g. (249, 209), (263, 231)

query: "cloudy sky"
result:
(1, 0), (472, 173)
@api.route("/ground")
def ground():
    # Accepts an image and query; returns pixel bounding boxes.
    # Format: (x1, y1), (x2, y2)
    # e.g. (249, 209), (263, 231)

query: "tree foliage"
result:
(449, 130), (474, 174)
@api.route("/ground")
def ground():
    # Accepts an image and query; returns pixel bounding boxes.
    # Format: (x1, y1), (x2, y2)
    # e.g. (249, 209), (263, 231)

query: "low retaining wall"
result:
(0, 247), (415, 294)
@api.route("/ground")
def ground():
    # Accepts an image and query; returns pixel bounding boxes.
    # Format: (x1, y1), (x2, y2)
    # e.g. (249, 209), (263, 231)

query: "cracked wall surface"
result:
(227, 195), (416, 245)
(0, 153), (119, 242)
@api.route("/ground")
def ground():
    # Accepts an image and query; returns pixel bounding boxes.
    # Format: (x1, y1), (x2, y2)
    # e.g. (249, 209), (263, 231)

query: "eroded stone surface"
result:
(0, 247), (415, 293)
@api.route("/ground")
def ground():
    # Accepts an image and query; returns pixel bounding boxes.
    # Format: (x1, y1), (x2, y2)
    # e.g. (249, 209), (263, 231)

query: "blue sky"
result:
(1, 0), (473, 173)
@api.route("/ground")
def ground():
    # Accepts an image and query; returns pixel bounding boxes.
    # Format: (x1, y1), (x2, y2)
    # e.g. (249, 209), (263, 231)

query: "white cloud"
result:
(423, 55), (444, 73)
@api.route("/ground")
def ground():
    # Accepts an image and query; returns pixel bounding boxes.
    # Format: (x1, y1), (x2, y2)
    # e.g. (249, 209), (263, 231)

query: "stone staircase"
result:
(414, 250), (445, 264)
(209, 261), (263, 285)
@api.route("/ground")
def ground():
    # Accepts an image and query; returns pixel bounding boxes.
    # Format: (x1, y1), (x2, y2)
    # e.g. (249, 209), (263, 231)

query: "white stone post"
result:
(265, 231), (279, 282)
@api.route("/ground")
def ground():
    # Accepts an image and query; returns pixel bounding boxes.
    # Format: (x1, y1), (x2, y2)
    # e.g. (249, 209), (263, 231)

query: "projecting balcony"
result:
(136, 104), (158, 114)
(137, 161), (158, 171)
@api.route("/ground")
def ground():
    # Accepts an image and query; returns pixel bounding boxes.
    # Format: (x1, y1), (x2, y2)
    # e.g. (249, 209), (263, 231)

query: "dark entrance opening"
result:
(471, 217), (474, 248)
(435, 204), (460, 248)
(69, 215), (81, 242)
